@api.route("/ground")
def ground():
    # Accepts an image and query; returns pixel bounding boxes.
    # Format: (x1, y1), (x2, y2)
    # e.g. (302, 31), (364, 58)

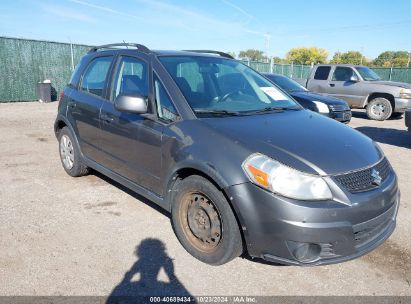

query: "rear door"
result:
(306, 66), (332, 94)
(67, 55), (114, 161)
(327, 66), (364, 106)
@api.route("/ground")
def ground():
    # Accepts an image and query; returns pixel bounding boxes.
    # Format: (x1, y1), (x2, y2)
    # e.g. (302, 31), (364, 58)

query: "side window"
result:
(80, 56), (113, 97)
(314, 66), (331, 80)
(112, 56), (148, 99)
(332, 67), (354, 81)
(154, 75), (179, 123)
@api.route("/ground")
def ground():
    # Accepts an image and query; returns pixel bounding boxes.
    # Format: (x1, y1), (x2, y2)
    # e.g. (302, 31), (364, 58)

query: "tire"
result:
(58, 127), (89, 177)
(171, 175), (243, 265)
(366, 98), (392, 121)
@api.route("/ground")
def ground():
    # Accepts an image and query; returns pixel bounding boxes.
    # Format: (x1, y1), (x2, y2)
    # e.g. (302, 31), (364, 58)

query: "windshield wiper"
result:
(194, 109), (241, 116)
(246, 106), (300, 114)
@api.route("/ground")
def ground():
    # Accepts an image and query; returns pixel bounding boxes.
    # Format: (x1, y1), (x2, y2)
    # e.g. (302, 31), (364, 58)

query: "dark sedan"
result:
(263, 73), (352, 123)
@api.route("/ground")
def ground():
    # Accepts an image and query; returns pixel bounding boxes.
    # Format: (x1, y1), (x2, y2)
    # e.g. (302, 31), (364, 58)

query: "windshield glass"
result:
(356, 67), (381, 81)
(159, 56), (300, 116)
(264, 74), (307, 92)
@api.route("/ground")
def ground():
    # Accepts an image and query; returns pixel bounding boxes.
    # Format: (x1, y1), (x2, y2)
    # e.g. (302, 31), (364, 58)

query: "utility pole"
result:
(360, 46), (364, 65)
(264, 33), (271, 63)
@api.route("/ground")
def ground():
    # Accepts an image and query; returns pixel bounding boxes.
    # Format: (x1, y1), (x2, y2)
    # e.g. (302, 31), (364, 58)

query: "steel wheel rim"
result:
(60, 135), (74, 170)
(179, 191), (222, 253)
(371, 103), (385, 117)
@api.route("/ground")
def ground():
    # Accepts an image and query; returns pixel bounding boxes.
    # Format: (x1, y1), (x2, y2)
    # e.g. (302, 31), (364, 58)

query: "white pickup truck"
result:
(299, 64), (411, 121)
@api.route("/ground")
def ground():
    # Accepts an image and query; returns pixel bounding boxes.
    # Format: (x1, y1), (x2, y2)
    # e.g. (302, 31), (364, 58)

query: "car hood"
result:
(291, 91), (348, 106)
(202, 110), (381, 175)
(366, 80), (411, 89)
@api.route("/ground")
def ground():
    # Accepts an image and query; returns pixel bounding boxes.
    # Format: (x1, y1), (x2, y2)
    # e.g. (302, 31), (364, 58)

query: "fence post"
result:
(389, 65), (393, 81)
(300, 64), (303, 78)
(70, 42), (74, 71)
(270, 57), (274, 73)
(281, 64), (284, 75)
(290, 62), (294, 78)
(247, 58), (250, 66)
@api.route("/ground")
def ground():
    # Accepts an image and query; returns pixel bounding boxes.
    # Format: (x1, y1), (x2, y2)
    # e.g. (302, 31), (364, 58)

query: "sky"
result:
(1, 0), (410, 60)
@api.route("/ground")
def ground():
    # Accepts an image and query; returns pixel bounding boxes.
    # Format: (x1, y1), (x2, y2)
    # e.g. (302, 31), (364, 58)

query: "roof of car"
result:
(87, 44), (234, 59)
(315, 64), (366, 68)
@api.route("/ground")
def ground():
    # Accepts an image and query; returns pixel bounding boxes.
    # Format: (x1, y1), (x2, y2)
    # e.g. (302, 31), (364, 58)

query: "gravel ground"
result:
(0, 102), (410, 297)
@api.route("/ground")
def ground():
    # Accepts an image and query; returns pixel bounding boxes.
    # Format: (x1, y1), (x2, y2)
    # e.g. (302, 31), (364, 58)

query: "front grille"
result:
(353, 202), (397, 248)
(333, 158), (392, 193)
(329, 104), (349, 112)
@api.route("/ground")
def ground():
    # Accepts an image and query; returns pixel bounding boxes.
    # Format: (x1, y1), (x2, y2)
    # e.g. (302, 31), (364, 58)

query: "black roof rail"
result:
(183, 50), (234, 59)
(88, 43), (150, 54)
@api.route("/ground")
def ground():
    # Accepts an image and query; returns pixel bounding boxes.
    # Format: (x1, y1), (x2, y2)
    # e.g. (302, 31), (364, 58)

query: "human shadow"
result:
(107, 238), (194, 304)
(355, 126), (411, 149)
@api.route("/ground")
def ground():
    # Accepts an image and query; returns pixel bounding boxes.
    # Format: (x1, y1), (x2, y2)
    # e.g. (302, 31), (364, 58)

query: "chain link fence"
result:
(1, 36), (411, 102)
(242, 59), (411, 84)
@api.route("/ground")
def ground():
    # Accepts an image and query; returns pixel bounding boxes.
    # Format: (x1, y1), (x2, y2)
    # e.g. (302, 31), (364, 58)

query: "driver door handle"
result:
(329, 83), (335, 87)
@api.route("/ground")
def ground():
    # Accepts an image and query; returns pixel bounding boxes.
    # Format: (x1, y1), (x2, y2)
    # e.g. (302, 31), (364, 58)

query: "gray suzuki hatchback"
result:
(55, 43), (399, 266)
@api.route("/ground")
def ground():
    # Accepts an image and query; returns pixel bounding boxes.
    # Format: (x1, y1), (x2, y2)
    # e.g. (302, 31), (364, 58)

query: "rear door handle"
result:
(68, 101), (76, 108)
(101, 114), (114, 124)
(329, 83), (335, 87)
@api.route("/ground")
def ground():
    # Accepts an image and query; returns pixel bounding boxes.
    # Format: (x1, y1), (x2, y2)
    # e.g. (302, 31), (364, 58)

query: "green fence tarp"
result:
(0, 37), (90, 102)
(1, 36), (411, 102)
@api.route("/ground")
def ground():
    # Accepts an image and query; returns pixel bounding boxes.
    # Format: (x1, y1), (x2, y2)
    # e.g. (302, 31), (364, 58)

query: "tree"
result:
(238, 49), (266, 61)
(285, 47), (328, 65)
(373, 51), (410, 67)
(272, 56), (288, 64)
(226, 51), (236, 59)
(330, 51), (365, 65)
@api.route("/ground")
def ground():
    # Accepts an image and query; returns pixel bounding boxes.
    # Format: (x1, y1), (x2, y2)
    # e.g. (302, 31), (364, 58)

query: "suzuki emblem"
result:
(371, 169), (382, 186)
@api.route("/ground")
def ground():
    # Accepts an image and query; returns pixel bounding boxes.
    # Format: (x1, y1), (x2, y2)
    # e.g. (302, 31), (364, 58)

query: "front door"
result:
(99, 55), (163, 194)
(327, 66), (364, 107)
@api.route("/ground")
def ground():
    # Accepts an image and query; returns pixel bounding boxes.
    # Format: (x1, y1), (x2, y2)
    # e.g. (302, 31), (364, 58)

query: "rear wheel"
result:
(366, 98), (392, 121)
(58, 127), (89, 177)
(171, 175), (243, 265)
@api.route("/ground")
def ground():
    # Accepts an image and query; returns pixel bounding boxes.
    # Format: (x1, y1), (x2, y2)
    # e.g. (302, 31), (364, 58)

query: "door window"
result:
(314, 66), (331, 80)
(332, 67), (355, 81)
(80, 56), (113, 97)
(112, 56), (148, 99)
(154, 75), (179, 123)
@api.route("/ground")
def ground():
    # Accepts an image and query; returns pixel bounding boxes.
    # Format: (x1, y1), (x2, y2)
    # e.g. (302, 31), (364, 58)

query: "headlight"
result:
(242, 153), (332, 200)
(312, 101), (330, 114)
(400, 88), (411, 99)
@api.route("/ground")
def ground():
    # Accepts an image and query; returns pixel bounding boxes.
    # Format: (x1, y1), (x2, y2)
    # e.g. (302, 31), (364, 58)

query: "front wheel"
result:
(171, 175), (243, 265)
(366, 98), (392, 121)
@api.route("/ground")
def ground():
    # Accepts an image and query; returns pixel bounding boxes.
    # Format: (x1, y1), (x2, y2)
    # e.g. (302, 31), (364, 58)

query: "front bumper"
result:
(394, 97), (411, 112)
(330, 110), (351, 123)
(226, 170), (399, 266)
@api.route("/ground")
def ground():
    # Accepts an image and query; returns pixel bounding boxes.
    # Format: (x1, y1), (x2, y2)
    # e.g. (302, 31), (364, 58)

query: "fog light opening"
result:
(287, 241), (322, 263)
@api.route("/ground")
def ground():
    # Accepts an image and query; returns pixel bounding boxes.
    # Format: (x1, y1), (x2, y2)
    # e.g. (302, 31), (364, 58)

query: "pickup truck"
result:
(299, 64), (411, 121)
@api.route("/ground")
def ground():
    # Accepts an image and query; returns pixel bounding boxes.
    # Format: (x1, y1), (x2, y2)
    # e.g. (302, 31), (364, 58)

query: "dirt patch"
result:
(84, 201), (118, 209)
(362, 240), (411, 283)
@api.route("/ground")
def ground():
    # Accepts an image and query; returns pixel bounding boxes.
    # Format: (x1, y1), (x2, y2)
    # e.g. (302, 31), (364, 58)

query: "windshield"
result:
(264, 74), (307, 92)
(159, 56), (300, 116)
(356, 67), (381, 81)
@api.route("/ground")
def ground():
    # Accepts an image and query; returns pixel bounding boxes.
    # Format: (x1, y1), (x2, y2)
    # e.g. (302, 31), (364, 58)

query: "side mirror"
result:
(114, 95), (148, 114)
(350, 75), (359, 82)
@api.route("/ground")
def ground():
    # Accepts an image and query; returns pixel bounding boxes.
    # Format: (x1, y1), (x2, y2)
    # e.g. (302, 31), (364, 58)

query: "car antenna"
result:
(123, 40), (128, 49)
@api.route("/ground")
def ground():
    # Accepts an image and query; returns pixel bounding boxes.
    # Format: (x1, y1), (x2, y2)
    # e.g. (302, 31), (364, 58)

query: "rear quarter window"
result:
(314, 66), (331, 80)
